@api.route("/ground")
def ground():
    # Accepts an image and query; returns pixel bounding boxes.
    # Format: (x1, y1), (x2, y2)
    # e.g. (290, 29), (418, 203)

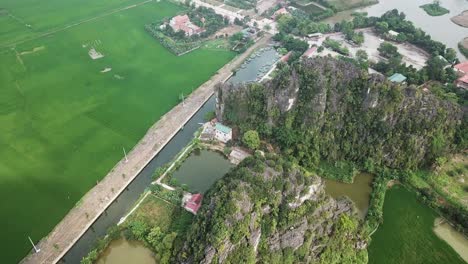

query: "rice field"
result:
(0, 0), (235, 262)
(368, 186), (465, 264)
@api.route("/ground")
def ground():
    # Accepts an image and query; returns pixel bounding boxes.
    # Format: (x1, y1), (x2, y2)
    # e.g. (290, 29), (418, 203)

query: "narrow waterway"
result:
(324, 173), (373, 219)
(60, 96), (217, 263)
(61, 44), (277, 263)
(324, 0), (468, 59)
(96, 239), (155, 264)
(228, 46), (280, 84)
(171, 149), (234, 193)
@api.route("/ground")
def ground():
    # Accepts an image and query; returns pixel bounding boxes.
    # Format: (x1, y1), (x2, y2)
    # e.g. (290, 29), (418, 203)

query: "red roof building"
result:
(183, 193), (203, 214)
(302, 47), (317, 58)
(454, 62), (468, 76)
(169, 15), (205, 36)
(456, 74), (468, 90)
(280, 51), (292, 63)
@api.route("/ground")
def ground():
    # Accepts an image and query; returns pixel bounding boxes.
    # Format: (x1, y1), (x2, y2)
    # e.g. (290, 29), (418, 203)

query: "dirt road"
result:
(20, 34), (271, 264)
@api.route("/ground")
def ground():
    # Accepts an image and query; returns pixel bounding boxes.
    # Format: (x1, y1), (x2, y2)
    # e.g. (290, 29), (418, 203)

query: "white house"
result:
(214, 123), (232, 143)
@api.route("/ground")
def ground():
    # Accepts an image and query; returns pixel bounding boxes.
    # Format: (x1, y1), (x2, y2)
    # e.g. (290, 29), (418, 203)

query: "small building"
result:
(388, 30), (399, 37)
(169, 14), (205, 36)
(271, 7), (290, 20)
(302, 47), (317, 58)
(280, 51), (292, 63)
(388, 73), (407, 83)
(456, 75), (468, 90)
(454, 61), (468, 76)
(182, 193), (203, 215)
(215, 123), (232, 143)
(307, 32), (323, 39)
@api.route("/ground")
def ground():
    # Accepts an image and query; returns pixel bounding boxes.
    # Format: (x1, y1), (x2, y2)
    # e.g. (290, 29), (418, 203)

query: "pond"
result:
(324, 0), (468, 59)
(171, 149), (234, 193)
(228, 46), (280, 84)
(368, 185), (466, 264)
(96, 239), (155, 264)
(324, 173), (373, 219)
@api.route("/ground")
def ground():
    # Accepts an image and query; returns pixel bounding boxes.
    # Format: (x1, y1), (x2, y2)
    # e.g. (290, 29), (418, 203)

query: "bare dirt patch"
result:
(451, 10), (468, 28)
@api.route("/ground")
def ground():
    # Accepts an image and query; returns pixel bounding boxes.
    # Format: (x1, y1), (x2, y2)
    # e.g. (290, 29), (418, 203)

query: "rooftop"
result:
(215, 123), (232, 134)
(388, 73), (407, 83)
(454, 61), (468, 73)
(184, 193), (203, 214)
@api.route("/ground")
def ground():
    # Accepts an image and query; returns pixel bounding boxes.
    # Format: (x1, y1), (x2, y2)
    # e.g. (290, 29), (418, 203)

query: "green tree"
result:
(243, 130), (260, 149)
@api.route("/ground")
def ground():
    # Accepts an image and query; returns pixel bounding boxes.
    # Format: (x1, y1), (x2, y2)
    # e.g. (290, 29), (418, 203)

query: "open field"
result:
(0, 1), (235, 263)
(325, 0), (378, 11)
(368, 186), (465, 264)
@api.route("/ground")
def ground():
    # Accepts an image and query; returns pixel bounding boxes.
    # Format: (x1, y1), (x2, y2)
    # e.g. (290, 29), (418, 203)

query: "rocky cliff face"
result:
(216, 58), (463, 170)
(177, 155), (367, 263)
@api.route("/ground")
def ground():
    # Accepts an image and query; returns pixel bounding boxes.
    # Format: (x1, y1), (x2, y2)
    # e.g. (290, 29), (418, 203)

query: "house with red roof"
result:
(169, 14), (205, 37)
(453, 62), (468, 90)
(302, 47), (317, 58)
(280, 51), (292, 63)
(183, 193), (203, 215)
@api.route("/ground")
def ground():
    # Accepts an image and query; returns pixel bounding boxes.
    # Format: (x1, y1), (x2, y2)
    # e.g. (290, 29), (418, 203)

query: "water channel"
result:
(324, 0), (468, 59)
(96, 239), (155, 264)
(324, 173), (373, 219)
(228, 46), (280, 84)
(61, 44), (279, 263)
(171, 149), (234, 193)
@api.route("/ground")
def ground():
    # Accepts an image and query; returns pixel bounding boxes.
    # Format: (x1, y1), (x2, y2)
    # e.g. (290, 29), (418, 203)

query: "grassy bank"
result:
(368, 185), (465, 264)
(0, 0), (234, 262)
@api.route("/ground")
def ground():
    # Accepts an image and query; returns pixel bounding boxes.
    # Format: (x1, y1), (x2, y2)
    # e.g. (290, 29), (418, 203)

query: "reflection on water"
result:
(324, 0), (468, 59)
(434, 218), (468, 262)
(96, 239), (155, 264)
(324, 173), (373, 219)
(172, 150), (234, 193)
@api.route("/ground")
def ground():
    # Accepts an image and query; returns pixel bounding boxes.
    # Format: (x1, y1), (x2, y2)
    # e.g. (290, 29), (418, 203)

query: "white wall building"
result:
(214, 123), (232, 143)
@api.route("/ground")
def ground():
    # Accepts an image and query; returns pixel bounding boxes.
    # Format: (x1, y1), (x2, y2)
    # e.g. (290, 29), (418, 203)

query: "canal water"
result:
(60, 96), (217, 263)
(96, 239), (155, 264)
(228, 47), (280, 84)
(324, 0), (468, 59)
(171, 149), (234, 193)
(61, 44), (279, 263)
(324, 173), (373, 219)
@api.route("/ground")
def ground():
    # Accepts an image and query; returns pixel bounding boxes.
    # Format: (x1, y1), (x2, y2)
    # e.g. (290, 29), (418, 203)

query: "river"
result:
(172, 149), (234, 193)
(324, 0), (468, 59)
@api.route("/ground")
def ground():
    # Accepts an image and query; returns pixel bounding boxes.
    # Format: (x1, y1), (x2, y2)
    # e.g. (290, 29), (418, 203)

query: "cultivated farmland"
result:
(0, 0), (235, 262)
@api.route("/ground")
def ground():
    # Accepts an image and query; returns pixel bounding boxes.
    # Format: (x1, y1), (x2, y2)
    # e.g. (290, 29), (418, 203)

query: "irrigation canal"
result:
(59, 45), (279, 263)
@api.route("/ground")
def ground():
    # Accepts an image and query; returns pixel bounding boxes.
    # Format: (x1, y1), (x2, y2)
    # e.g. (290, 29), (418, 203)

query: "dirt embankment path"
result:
(451, 10), (468, 28)
(20, 35), (271, 264)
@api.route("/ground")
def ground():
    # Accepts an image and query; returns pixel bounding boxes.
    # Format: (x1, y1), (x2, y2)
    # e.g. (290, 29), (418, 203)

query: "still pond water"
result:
(171, 149), (234, 193)
(325, 0), (468, 59)
(324, 173), (373, 219)
(96, 239), (155, 264)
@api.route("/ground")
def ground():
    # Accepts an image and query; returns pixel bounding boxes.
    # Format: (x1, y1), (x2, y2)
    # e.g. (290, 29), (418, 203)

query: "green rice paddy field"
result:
(368, 186), (465, 264)
(0, 0), (235, 262)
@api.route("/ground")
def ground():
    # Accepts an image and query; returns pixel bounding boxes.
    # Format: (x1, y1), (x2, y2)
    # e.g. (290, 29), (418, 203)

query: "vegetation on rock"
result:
(178, 154), (368, 263)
